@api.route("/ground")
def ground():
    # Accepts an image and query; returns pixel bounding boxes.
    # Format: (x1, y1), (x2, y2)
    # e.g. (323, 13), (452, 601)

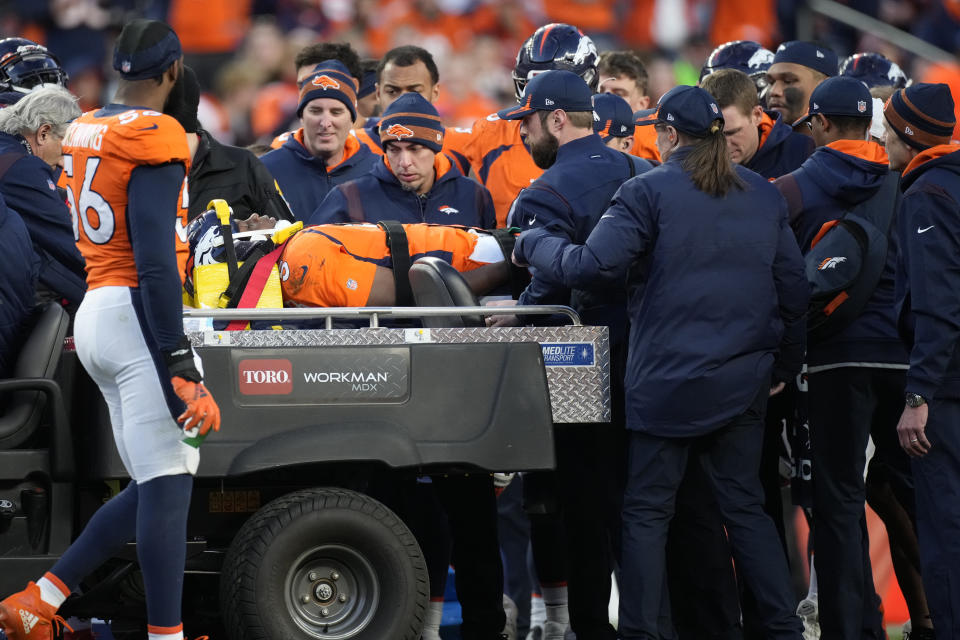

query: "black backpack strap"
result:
(775, 173), (805, 228)
(490, 228), (528, 300)
(378, 220), (413, 306)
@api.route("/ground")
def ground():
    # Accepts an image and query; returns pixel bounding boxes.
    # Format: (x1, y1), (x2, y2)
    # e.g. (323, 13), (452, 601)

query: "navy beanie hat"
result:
(297, 60), (358, 120)
(884, 83), (956, 150)
(378, 92), (445, 153)
(113, 19), (182, 81)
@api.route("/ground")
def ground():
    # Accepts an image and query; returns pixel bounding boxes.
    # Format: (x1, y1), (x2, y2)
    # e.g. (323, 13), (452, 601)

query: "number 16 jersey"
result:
(62, 105), (191, 289)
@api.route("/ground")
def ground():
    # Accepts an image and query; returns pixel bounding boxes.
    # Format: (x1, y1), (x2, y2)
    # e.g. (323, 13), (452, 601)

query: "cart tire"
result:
(220, 488), (428, 640)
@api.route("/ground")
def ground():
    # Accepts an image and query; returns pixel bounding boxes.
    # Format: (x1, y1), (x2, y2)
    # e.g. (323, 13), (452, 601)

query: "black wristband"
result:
(163, 336), (202, 383)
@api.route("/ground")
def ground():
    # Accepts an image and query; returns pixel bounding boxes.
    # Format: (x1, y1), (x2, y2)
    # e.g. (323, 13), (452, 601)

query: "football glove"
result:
(171, 376), (221, 436)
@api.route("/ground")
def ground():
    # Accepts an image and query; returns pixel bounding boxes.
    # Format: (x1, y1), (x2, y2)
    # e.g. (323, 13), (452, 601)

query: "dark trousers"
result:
(433, 473), (506, 640)
(808, 367), (903, 640)
(619, 388), (802, 640)
(553, 423), (625, 640)
(913, 397), (960, 637)
(667, 461), (744, 640)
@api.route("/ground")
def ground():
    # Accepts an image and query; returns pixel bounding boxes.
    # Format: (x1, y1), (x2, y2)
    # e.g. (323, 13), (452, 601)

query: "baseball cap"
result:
(794, 76), (872, 126)
(497, 70), (594, 120)
(635, 85), (724, 137)
(772, 41), (838, 77)
(593, 93), (635, 140)
(113, 19), (182, 81)
(297, 59), (358, 120)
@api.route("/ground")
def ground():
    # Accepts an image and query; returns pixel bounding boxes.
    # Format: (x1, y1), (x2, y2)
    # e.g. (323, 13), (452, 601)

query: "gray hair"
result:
(0, 86), (81, 138)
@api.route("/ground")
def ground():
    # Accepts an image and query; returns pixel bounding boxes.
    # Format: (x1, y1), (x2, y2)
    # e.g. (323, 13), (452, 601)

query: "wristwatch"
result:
(905, 392), (926, 408)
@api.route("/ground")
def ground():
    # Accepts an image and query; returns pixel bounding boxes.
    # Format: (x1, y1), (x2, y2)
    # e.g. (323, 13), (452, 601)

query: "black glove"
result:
(163, 335), (202, 383)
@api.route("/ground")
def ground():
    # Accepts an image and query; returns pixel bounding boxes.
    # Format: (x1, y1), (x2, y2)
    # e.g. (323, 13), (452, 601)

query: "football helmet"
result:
(840, 52), (908, 89)
(513, 24), (598, 101)
(699, 40), (774, 84)
(0, 38), (68, 94)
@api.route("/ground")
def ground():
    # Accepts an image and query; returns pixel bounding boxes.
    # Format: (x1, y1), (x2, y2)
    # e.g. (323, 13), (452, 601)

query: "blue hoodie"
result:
(510, 134), (652, 344)
(776, 139), (907, 367)
(0, 195), (38, 377)
(515, 146), (809, 437)
(744, 110), (815, 179)
(261, 128), (378, 222)
(0, 131), (86, 306)
(895, 145), (960, 400)
(308, 154), (495, 228)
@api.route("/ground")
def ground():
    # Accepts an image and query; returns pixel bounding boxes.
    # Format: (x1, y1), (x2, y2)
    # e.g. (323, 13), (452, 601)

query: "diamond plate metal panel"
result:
(191, 326), (610, 422)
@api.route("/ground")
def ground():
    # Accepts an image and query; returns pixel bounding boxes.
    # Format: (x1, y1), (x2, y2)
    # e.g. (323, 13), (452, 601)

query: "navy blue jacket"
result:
(308, 155), (496, 228)
(0, 195), (38, 377)
(744, 111), (815, 179)
(509, 134), (652, 342)
(261, 129), (378, 222)
(776, 140), (907, 367)
(0, 132), (86, 305)
(895, 146), (960, 400)
(515, 146), (809, 436)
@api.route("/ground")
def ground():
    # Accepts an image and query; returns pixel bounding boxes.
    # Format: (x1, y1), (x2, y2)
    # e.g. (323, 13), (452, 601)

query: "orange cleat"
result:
(0, 583), (70, 640)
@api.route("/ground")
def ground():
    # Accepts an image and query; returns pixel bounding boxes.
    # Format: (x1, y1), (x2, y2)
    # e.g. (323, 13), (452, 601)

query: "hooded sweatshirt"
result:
(744, 110), (815, 179)
(260, 128), (378, 222)
(895, 144), (960, 399)
(776, 139), (907, 367)
(309, 153), (495, 229)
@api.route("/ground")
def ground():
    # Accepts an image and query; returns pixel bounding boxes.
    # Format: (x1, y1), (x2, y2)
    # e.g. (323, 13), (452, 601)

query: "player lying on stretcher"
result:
(184, 209), (522, 308)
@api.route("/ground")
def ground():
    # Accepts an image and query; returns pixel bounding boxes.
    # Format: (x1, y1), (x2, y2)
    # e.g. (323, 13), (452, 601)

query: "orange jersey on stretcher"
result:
(279, 223), (489, 307)
(62, 108), (191, 289)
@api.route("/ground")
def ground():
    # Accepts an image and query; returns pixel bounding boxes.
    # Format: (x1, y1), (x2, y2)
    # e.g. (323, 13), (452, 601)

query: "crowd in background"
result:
(3, 0), (960, 147)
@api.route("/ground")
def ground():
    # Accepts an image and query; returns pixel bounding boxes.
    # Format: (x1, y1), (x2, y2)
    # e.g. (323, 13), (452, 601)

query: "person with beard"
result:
(766, 41), (838, 133)
(0, 20), (221, 640)
(163, 65), (294, 224)
(513, 84), (807, 640)
(308, 92), (494, 228)
(488, 69), (651, 640)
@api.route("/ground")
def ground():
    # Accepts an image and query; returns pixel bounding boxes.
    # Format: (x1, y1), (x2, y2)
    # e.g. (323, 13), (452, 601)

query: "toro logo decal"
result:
(311, 75), (341, 90)
(238, 359), (293, 395)
(384, 124), (415, 140)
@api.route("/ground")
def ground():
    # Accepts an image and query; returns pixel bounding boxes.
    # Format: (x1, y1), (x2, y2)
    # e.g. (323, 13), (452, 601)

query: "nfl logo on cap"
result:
(858, 100), (867, 113)
(121, 60), (131, 73)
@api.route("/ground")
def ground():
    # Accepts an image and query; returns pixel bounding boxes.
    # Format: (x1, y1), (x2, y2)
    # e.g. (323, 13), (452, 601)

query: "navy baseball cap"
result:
(635, 85), (723, 137)
(497, 70), (594, 120)
(794, 76), (872, 125)
(772, 41), (838, 77)
(113, 19), (182, 81)
(593, 93), (635, 140)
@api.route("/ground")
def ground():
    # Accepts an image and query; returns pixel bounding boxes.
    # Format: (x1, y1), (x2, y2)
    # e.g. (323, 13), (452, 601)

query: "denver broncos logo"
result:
(818, 256), (847, 271)
(311, 75), (341, 90)
(384, 124), (415, 140)
(438, 205), (459, 215)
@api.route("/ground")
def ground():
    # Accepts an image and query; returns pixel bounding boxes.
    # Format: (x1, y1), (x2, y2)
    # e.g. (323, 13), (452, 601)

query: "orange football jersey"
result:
(461, 114), (542, 228)
(62, 108), (191, 289)
(631, 123), (661, 163)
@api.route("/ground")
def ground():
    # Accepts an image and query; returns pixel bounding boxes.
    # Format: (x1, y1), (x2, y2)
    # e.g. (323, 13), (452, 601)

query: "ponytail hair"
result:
(681, 119), (744, 198)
